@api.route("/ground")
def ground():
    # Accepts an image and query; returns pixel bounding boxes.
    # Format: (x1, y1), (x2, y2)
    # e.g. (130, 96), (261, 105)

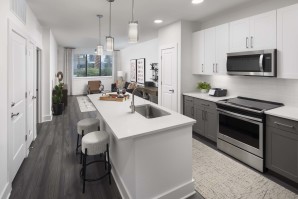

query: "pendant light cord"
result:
(131, 0), (134, 21)
(109, 2), (112, 36)
(98, 17), (101, 45)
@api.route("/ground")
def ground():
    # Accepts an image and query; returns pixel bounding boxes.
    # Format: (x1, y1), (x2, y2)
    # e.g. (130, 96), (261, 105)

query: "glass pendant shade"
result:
(106, 36), (114, 52)
(128, 21), (138, 43)
(97, 45), (104, 56)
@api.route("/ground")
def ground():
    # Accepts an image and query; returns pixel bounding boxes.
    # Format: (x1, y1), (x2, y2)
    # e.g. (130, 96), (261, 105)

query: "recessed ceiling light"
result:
(154, 20), (163, 24)
(192, 0), (204, 4)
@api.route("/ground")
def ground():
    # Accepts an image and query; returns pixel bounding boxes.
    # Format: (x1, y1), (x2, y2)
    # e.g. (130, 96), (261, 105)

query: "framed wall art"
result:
(130, 59), (137, 82)
(137, 58), (146, 85)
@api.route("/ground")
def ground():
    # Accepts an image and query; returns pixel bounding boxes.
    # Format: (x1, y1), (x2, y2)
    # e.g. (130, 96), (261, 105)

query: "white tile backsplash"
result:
(196, 75), (298, 107)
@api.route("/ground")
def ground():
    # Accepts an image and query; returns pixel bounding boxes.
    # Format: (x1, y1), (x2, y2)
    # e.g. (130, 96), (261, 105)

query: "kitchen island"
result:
(88, 94), (196, 199)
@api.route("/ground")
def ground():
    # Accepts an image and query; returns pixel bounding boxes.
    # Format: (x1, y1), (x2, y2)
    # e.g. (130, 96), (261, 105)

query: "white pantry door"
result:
(161, 46), (178, 112)
(26, 42), (35, 153)
(8, 24), (27, 181)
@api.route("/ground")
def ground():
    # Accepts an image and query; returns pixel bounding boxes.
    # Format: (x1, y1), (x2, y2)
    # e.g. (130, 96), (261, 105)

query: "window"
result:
(73, 54), (113, 77)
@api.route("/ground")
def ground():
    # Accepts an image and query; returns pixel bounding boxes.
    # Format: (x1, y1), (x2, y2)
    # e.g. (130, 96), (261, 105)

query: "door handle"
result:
(246, 37), (249, 48)
(201, 64), (204, 73)
(11, 113), (19, 118)
(216, 63), (218, 73)
(32, 96), (37, 99)
(11, 102), (15, 107)
(213, 64), (215, 73)
(274, 122), (294, 129)
(169, 89), (174, 93)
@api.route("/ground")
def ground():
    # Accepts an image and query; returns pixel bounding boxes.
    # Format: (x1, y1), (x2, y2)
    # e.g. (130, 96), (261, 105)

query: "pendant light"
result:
(128, 0), (138, 43)
(96, 14), (104, 56)
(106, 0), (114, 51)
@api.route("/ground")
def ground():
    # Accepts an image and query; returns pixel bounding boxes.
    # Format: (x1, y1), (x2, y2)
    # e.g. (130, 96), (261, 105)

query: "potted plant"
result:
(197, 82), (211, 93)
(52, 83), (64, 115)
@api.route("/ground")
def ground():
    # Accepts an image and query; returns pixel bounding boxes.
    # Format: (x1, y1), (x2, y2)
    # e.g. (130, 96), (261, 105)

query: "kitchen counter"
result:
(88, 94), (195, 140)
(183, 92), (234, 102)
(265, 106), (298, 122)
(88, 93), (196, 199)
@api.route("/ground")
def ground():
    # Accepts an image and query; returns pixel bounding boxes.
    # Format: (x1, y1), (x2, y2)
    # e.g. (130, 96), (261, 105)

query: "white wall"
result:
(119, 39), (158, 83)
(72, 48), (114, 95)
(196, 75), (298, 107)
(0, 1), (45, 198)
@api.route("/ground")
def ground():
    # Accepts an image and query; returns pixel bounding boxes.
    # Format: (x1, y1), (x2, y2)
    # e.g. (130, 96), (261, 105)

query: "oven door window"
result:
(219, 113), (260, 149)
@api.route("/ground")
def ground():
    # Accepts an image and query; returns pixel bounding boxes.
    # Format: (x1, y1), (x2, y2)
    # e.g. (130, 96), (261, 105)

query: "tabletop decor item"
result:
(197, 82), (211, 93)
(99, 93), (130, 102)
(52, 83), (64, 115)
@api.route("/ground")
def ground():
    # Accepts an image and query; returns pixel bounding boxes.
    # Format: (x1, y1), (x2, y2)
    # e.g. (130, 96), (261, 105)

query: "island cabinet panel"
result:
(266, 116), (298, 183)
(192, 97), (218, 142)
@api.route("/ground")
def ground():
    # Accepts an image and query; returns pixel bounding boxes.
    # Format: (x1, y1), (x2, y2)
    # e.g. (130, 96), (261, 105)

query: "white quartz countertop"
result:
(265, 106), (298, 122)
(183, 92), (234, 102)
(88, 94), (196, 140)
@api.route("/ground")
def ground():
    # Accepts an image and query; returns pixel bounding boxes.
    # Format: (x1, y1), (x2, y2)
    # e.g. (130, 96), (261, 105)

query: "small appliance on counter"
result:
(208, 88), (227, 97)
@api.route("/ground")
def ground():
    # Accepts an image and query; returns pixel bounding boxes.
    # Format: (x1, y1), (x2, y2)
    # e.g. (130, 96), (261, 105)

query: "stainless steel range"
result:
(216, 97), (283, 172)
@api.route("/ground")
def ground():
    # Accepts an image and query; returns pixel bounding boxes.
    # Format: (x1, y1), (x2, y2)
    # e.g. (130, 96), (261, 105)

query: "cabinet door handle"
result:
(274, 122), (294, 129)
(11, 102), (15, 107)
(202, 111), (204, 120)
(202, 104), (210, 107)
(216, 63), (218, 73)
(251, 36), (254, 48)
(213, 64), (215, 73)
(202, 64), (204, 73)
(246, 37), (249, 48)
(11, 112), (19, 118)
(204, 111), (207, 121)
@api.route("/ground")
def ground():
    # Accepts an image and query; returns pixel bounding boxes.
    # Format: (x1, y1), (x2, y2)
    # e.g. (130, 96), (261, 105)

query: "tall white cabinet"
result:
(230, 11), (276, 52)
(277, 4), (298, 79)
(192, 31), (205, 74)
(192, 24), (229, 75)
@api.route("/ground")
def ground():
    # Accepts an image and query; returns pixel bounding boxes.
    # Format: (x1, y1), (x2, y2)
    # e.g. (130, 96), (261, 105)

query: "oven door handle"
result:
(217, 108), (263, 123)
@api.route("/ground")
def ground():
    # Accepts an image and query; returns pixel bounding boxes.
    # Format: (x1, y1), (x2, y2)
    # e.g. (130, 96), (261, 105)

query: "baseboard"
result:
(111, 164), (132, 199)
(0, 182), (11, 199)
(156, 180), (195, 199)
(42, 115), (52, 122)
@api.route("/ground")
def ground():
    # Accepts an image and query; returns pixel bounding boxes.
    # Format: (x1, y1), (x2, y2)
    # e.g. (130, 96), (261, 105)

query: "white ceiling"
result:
(27, 0), (261, 49)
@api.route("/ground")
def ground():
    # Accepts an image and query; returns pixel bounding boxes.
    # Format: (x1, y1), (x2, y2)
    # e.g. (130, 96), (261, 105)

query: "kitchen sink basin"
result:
(135, 104), (170, 119)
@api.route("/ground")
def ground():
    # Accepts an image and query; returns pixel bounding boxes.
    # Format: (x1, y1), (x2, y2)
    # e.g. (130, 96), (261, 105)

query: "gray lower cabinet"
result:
(266, 116), (298, 183)
(183, 96), (217, 142)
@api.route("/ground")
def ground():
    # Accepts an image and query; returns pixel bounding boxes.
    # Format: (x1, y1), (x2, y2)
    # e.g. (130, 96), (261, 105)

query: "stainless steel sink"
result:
(135, 104), (170, 119)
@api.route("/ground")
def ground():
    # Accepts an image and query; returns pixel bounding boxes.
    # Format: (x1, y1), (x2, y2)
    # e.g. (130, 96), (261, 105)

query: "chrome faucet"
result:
(130, 87), (143, 113)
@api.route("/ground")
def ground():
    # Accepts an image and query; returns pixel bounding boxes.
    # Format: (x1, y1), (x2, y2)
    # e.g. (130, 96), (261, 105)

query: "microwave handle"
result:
(259, 54), (264, 72)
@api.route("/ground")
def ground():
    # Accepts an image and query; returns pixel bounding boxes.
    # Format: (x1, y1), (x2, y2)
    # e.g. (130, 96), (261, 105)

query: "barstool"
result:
(81, 131), (111, 193)
(76, 118), (100, 163)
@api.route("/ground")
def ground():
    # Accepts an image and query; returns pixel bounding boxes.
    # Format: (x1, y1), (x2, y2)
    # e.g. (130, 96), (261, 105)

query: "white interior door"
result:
(26, 42), (35, 153)
(161, 46), (178, 112)
(8, 24), (27, 181)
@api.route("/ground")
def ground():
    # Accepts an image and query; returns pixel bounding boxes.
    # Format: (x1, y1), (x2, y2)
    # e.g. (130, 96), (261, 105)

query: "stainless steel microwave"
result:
(227, 49), (277, 77)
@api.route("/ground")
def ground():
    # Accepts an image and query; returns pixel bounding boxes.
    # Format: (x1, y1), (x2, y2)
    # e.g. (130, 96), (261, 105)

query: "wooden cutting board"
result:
(99, 94), (130, 102)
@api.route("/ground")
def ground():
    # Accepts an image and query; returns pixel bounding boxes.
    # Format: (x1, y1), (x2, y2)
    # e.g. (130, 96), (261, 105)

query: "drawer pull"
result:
(274, 122), (294, 129)
(202, 104), (210, 107)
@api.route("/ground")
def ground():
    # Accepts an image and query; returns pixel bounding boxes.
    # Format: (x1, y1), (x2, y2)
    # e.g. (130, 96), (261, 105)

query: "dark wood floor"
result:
(10, 96), (204, 199)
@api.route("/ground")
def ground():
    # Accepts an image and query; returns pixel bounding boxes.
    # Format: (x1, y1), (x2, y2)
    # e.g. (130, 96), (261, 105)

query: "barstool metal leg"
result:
(107, 144), (111, 185)
(80, 130), (85, 164)
(82, 148), (87, 194)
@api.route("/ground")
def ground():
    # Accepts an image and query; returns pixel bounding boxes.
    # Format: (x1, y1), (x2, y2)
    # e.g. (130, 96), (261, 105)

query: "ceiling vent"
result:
(10, 0), (27, 24)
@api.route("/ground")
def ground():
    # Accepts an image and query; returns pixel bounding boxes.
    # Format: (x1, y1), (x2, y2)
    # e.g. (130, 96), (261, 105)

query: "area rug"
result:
(77, 96), (96, 112)
(192, 139), (298, 199)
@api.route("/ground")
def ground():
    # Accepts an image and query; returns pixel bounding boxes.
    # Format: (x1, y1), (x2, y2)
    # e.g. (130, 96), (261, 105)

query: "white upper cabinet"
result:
(230, 11), (276, 52)
(192, 24), (229, 75)
(215, 24), (229, 74)
(192, 30), (205, 74)
(230, 18), (250, 52)
(277, 4), (298, 79)
(204, 27), (216, 75)
(250, 11), (277, 50)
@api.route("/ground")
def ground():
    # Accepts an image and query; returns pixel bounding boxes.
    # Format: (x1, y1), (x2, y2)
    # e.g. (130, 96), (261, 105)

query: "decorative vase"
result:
(200, 89), (208, 93)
